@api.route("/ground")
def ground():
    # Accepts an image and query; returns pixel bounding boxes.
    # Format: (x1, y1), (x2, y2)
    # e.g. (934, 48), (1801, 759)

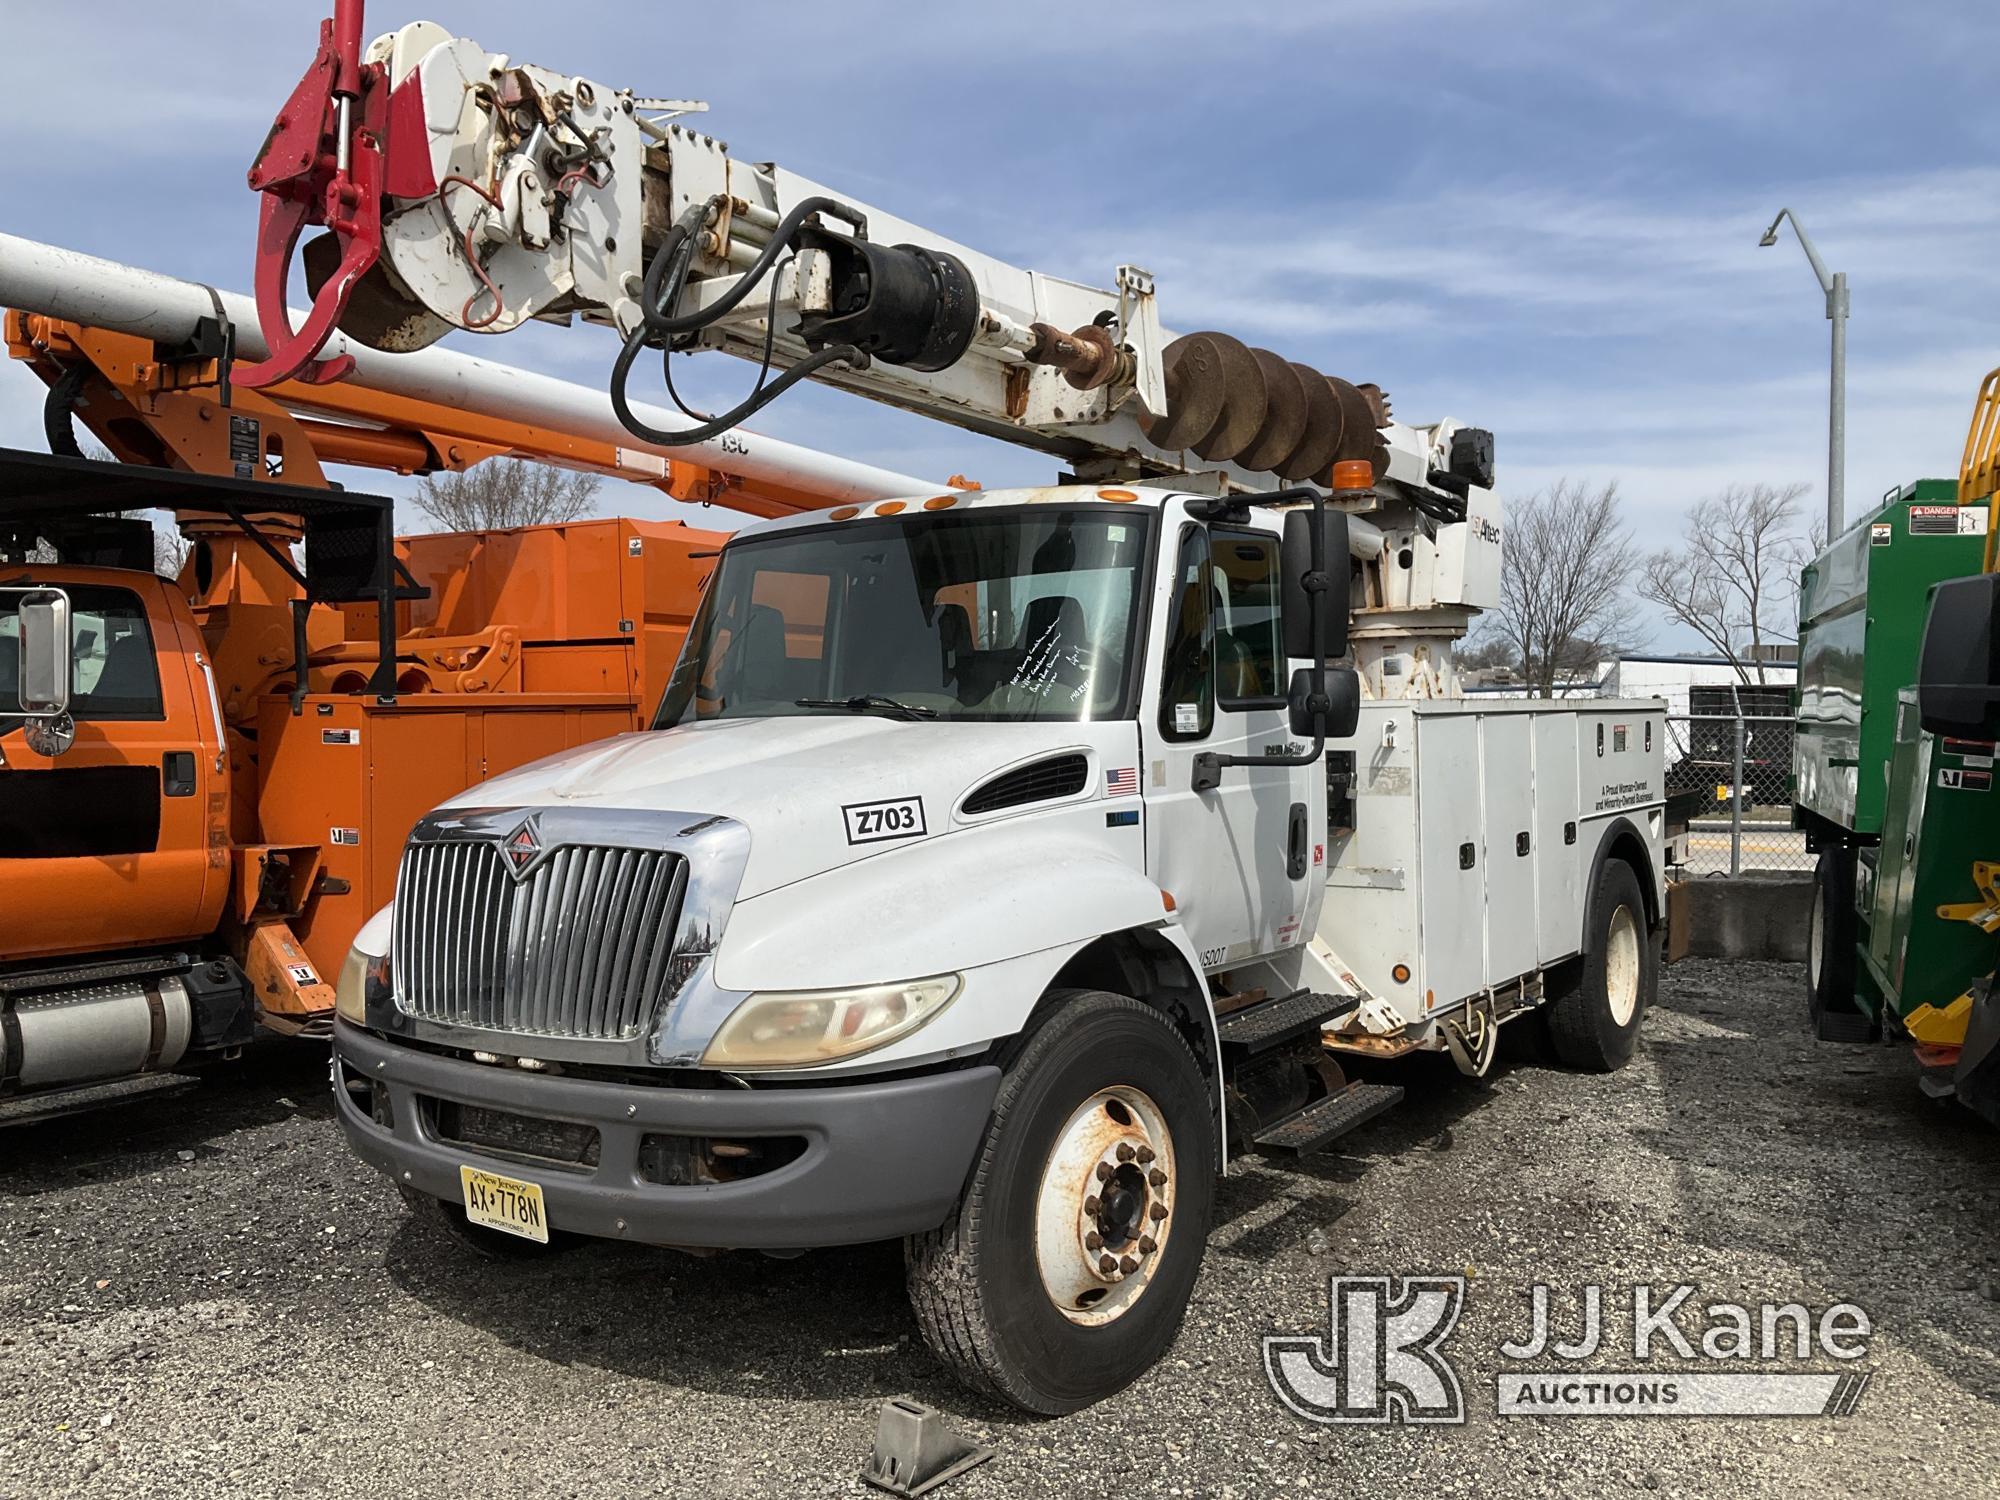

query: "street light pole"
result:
(1760, 209), (1848, 540)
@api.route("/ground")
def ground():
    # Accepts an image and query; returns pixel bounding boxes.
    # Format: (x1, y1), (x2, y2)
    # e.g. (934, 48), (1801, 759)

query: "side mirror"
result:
(1288, 665), (1360, 741)
(12, 587), (72, 717)
(1919, 574), (2000, 738)
(1281, 507), (1351, 661)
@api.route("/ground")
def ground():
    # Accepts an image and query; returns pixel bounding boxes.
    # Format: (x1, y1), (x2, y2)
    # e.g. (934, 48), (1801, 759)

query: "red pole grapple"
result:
(238, 0), (383, 388)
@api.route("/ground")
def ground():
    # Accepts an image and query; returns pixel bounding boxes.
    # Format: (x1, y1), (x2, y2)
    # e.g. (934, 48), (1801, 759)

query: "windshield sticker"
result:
(844, 797), (928, 844)
(1174, 702), (1201, 734)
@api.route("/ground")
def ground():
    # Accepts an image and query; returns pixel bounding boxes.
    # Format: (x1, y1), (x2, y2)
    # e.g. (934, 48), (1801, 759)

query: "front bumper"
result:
(332, 1018), (1000, 1250)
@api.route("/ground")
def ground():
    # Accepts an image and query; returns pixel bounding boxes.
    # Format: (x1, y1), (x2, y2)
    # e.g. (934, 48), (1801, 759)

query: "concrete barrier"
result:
(1665, 875), (1812, 963)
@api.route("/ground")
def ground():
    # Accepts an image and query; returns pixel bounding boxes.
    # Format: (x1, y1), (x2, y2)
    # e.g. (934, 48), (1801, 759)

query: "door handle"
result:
(1287, 801), (1309, 879)
(163, 751), (197, 797)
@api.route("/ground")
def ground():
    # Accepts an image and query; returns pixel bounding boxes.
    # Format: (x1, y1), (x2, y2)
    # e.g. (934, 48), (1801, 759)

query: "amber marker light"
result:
(876, 500), (907, 515)
(1391, 963), (1411, 984)
(1098, 487), (1139, 502)
(1330, 460), (1375, 492)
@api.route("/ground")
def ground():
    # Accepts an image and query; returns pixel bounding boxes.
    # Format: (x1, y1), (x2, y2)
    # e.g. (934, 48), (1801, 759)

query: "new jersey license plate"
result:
(458, 1164), (549, 1243)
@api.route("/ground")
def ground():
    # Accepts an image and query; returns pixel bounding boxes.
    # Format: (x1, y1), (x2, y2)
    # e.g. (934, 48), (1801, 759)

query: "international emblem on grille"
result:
(503, 818), (541, 876)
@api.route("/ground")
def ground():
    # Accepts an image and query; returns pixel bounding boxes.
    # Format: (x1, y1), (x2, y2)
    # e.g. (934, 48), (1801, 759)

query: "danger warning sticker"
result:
(1870, 522), (1893, 547)
(1908, 505), (1984, 537)
(1938, 766), (1992, 792)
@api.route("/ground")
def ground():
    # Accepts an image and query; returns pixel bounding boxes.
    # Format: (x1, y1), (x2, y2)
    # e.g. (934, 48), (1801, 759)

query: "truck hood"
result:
(439, 715), (1142, 899)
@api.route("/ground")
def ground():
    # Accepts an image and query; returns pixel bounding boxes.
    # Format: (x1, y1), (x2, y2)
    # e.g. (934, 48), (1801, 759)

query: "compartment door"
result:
(1534, 714), (1581, 964)
(1482, 714), (1538, 984)
(1415, 714), (1484, 1010)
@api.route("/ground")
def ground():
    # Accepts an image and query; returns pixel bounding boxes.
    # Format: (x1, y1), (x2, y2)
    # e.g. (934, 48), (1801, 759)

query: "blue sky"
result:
(3, 1), (1998, 647)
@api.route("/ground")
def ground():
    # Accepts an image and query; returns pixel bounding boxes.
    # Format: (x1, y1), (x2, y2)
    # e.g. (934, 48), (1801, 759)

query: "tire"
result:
(1807, 845), (1861, 1032)
(1544, 859), (1655, 1072)
(398, 1184), (577, 1259)
(905, 990), (1217, 1415)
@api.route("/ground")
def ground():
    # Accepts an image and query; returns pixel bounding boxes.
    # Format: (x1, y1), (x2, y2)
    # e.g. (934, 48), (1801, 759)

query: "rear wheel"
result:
(1545, 860), (1655, 1071)
(1807, 844), (1867, 1038)
(905, 991), (1217, 1414)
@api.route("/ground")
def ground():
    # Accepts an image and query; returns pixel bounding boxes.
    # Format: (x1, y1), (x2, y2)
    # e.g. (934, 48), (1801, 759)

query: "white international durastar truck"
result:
(235, 8), (1668, 1413)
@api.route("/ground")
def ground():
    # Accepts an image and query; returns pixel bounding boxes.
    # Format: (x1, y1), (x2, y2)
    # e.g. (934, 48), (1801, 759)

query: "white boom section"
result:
(0, 233), (936, 505)
(351, 22), (1488, 507)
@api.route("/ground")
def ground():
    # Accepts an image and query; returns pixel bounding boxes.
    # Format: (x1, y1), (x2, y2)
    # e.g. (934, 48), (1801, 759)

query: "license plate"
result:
(458, 1164), (549, 1244)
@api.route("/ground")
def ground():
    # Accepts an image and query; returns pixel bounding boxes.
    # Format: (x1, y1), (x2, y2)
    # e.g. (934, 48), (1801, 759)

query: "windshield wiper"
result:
(795, 694), (939, 721)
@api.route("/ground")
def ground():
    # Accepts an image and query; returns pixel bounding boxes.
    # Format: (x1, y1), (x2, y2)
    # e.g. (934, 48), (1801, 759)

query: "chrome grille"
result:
(393, 838), (688, 1041)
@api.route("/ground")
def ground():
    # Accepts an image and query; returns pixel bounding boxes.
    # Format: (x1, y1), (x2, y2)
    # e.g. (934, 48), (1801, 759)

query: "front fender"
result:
(709, 825), (1186, 1073)
(715, 826), (1173, 993)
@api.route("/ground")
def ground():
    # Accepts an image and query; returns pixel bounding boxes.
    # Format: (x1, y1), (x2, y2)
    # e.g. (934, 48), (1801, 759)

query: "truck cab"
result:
(1, 566), (229, 961)
(333, 481), (1664, 1413)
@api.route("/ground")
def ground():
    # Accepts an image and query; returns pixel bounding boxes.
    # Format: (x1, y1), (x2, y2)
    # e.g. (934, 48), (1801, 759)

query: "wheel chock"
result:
(861, 1399), (994, 1497)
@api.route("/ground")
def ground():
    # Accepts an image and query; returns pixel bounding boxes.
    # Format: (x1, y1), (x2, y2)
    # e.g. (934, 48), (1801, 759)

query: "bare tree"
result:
(1487, 479), (1644, 696)
(413, 459), (600, 532)
(78, 442), (189, 579)
(152, 523), (190, 580)
(1638, 482), (1812, 683)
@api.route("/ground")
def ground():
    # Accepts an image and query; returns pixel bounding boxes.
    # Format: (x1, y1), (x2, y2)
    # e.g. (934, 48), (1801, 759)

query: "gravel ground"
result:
(3, 958), (1997, 1499)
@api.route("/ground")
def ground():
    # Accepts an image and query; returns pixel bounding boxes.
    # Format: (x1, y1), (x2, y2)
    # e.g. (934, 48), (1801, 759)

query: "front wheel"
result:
(1544, 859), (1656, 1071)
(905, 990), (1217, 1414)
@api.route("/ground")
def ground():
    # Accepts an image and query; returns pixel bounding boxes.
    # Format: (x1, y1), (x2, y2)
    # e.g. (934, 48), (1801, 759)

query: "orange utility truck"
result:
(0, 311), (900, 1120)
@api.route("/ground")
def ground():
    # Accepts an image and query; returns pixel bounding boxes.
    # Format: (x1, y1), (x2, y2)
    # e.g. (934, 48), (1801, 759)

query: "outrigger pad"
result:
(861, 1400), (993, 1498)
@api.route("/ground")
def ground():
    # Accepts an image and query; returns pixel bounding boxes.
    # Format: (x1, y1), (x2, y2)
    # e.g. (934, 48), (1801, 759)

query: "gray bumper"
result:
(332, 1018), (1000, 1250)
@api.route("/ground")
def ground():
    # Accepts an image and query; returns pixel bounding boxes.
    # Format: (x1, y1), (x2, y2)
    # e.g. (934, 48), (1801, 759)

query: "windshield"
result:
(655, 506), (1153, 726)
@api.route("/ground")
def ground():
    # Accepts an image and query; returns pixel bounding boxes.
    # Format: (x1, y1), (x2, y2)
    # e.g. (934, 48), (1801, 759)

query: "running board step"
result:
(1253, 1081), (1404, 1156)
(1216, 989), (1360, 1057)
(0, 1072), (196, 1129)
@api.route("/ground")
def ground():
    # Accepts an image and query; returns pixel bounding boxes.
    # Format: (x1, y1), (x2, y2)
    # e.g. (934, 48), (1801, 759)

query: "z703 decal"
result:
(844, 797), (928, 844)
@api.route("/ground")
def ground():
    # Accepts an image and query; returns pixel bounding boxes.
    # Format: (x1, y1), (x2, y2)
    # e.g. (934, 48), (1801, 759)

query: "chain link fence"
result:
(1664, 711), (1811, 875)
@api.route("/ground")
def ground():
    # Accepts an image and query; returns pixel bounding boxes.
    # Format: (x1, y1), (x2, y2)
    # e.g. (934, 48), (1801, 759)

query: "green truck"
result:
(1795, 480), (1994, 1053)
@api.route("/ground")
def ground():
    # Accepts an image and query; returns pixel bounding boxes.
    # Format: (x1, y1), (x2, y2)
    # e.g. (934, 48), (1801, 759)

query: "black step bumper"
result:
(332, 1018), (1000, 1251)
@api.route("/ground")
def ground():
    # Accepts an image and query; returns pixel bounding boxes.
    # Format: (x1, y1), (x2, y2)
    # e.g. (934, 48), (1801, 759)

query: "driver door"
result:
(1143, 516), (1316, 973)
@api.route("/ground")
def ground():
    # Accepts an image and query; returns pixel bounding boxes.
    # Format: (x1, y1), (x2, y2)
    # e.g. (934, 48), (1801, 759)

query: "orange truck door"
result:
(0, 573), (226, 962)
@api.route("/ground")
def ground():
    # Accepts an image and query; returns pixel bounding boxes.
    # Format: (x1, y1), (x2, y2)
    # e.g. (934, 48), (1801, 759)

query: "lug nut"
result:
(1150, 1202), (1169, 1222)
(1148, 1168), (1167, 1187)
(1085, 1230), (1103, 1250)
(1119, 1255), (1140, 1275)
(1116, 1142), (1136, 1163)
(1084, 1194), (1100, 1216)
(1139, 1234), (1158, 1255)
(1099, 1254), (1118, 1275)
(1136, 1145), (1156, 1164)
(1095, 1162), (1113, 1182)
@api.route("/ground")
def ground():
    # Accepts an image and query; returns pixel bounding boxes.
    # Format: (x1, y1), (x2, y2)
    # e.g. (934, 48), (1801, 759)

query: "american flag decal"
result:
(1106, 766), (1139, 797)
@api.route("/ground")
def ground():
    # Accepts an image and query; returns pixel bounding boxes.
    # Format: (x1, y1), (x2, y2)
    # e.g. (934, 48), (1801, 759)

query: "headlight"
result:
(700, 974), (962, 1069)
(335, 948), (392, 1026)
